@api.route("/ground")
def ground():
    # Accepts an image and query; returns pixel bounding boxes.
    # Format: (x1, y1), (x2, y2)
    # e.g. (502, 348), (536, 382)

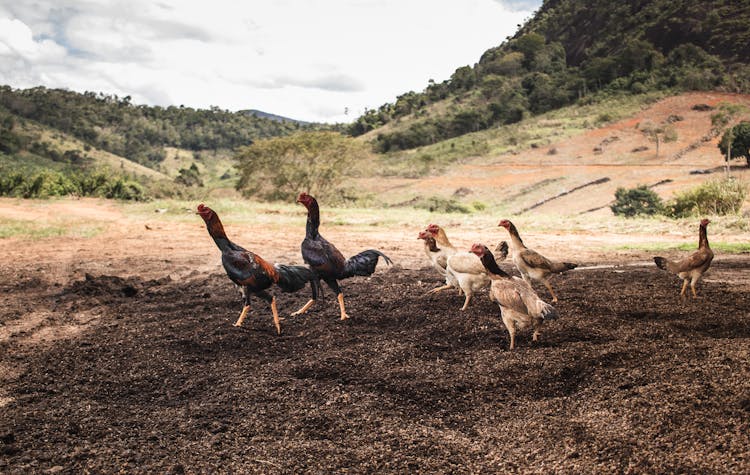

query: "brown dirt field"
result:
(1, 199), (749, 473)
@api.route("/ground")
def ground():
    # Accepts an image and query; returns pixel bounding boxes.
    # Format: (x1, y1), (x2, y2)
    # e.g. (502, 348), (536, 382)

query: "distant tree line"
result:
(0, 86), (323, 168)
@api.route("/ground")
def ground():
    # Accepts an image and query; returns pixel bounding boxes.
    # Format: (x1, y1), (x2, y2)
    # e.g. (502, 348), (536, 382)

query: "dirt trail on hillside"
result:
(364, 92), (750, 215)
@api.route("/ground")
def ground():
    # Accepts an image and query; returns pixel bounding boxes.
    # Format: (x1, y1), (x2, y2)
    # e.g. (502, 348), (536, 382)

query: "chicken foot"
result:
(427, 284), (453, 294)
(291, 299), (315, 316)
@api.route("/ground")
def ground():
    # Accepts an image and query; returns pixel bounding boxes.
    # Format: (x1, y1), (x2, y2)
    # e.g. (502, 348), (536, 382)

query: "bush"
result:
(413, 196), (471, 214)
(0, 168), (147, 200)
(666, 178), (747, 217)
(611, 185), (664, 217)
(235, 131), (369, 202)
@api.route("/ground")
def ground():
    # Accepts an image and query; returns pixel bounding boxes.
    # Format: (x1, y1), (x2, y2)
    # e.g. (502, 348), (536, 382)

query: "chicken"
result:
(498, 219), (577, 302)
(444, 250), (491, 310)
(471, 243), (558, 350)
(419, 228), (453, 277)
(426, 223), (458, 254)
(293, 192), (392, 320)
(654, 218), (714, 299)
(197, 204), (317, 334)
(418, 229), (461, 295)
(418, 231), (460, 296)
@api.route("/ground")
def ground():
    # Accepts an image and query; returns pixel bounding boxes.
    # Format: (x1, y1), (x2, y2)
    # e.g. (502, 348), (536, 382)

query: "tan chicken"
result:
(418, 229), (454, 278)
(422, 224), (462, 295)
(418, 231), (457, 292)
(444, 250), (491, 310)
(654, 218), (714, 299)
(498, 219), (577, 302)
(471, 243), (558, 350)
(426, 223), (457, 254)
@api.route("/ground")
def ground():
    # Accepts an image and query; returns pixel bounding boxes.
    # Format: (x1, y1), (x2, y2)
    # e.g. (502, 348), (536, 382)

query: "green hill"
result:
(350, 0), (750, 152)
(0, 86), (336, 200)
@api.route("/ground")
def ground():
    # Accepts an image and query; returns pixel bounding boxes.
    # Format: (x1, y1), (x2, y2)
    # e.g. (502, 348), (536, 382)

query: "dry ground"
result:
(361, 92), (750, 215)
(1, 198), (749, 473)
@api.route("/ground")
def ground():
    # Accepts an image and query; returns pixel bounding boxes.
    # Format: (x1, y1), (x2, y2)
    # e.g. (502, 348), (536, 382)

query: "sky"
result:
(0, 1), (541, 124)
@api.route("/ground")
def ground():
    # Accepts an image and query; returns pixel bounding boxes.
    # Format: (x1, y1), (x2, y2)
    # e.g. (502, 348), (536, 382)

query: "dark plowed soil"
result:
(1, 261), (749, 473)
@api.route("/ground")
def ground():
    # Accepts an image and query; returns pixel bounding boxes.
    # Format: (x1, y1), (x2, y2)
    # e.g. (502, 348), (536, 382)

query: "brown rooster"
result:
(498, 219), (577, 302)
(471, 243), (558, 350)
(654, 218), (714, 299)
(197, 204), (317, 334)
(293, 193), (392, 320)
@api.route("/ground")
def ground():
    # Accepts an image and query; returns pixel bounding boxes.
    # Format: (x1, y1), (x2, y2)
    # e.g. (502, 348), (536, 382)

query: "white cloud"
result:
(0, 0), (541, 123)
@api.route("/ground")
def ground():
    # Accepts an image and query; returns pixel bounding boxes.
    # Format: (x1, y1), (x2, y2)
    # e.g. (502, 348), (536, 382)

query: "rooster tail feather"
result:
(494, 241), (509, 262)
(653, 256), (669, 271)
(342, 250), (393, 278)
(275, 264), (316, 293)
(541, 302), (558, 321)
(551, 261), (577, 273)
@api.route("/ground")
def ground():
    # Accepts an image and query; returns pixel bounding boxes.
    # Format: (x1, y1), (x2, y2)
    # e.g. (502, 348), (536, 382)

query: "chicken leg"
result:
(460, 292), (472, 311)
(680, 279), (689, 299)
(291, 299), (315, 316)
(542, 279), (559, 303)
(234, 304), (250, 327)
(337, 293), (349, 320)
(270, 296), (281, 335)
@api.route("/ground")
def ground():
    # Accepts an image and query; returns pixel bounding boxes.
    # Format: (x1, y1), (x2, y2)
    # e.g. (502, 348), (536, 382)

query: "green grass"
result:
(0, 217), (103, 239)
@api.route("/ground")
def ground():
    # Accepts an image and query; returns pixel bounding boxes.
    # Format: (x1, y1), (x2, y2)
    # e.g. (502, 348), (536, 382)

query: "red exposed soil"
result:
(365, 92), (750, 214)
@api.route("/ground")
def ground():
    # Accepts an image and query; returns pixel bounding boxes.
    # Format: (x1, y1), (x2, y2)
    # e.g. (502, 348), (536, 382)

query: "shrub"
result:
(413, 196), (471, 214)
(611, 185), (664, 217)
(718, 121), (750, 166)
(666, 178), (747, 217)
(0, 168), (147, 200)
(235, 131), (369, 201)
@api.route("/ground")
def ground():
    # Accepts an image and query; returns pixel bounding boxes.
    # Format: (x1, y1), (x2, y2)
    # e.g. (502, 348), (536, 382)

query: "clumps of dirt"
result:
(692, 103), (714, 111)
(593, 135), (619, 153)
(60, 273), (171, 299)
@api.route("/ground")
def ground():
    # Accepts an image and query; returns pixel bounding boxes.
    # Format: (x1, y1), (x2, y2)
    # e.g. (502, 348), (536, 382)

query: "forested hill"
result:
(350, 0), (750, 152)
(0, 86), (319, 168)
(523, 0), (750, 66)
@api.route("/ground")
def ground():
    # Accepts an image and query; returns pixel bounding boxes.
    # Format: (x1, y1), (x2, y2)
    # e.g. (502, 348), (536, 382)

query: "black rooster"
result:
(197, 204), (317, 334)
(293, 193), (392, 320)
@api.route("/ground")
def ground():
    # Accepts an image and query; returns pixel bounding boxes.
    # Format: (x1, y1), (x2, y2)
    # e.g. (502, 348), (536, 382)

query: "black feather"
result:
(274, 264), (316, 293)
(654, 256), (668, 270)
(342, 250), (393, 278)
(542, 305), (559, 321)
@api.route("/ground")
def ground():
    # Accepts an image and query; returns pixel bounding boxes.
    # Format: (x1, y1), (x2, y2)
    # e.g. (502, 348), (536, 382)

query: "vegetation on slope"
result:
(350, 0), (750, 152)
(0, 86), (325, 168)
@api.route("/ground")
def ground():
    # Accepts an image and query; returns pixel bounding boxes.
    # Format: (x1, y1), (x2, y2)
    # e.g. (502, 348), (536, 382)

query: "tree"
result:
(175, 163), (204, 187)
(637, 120), (677, 157)
(513, 33), (546, 70)
(611, 186), (664, 217)
(718, 121), (750, 167)
(235, 131), (369, 201)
